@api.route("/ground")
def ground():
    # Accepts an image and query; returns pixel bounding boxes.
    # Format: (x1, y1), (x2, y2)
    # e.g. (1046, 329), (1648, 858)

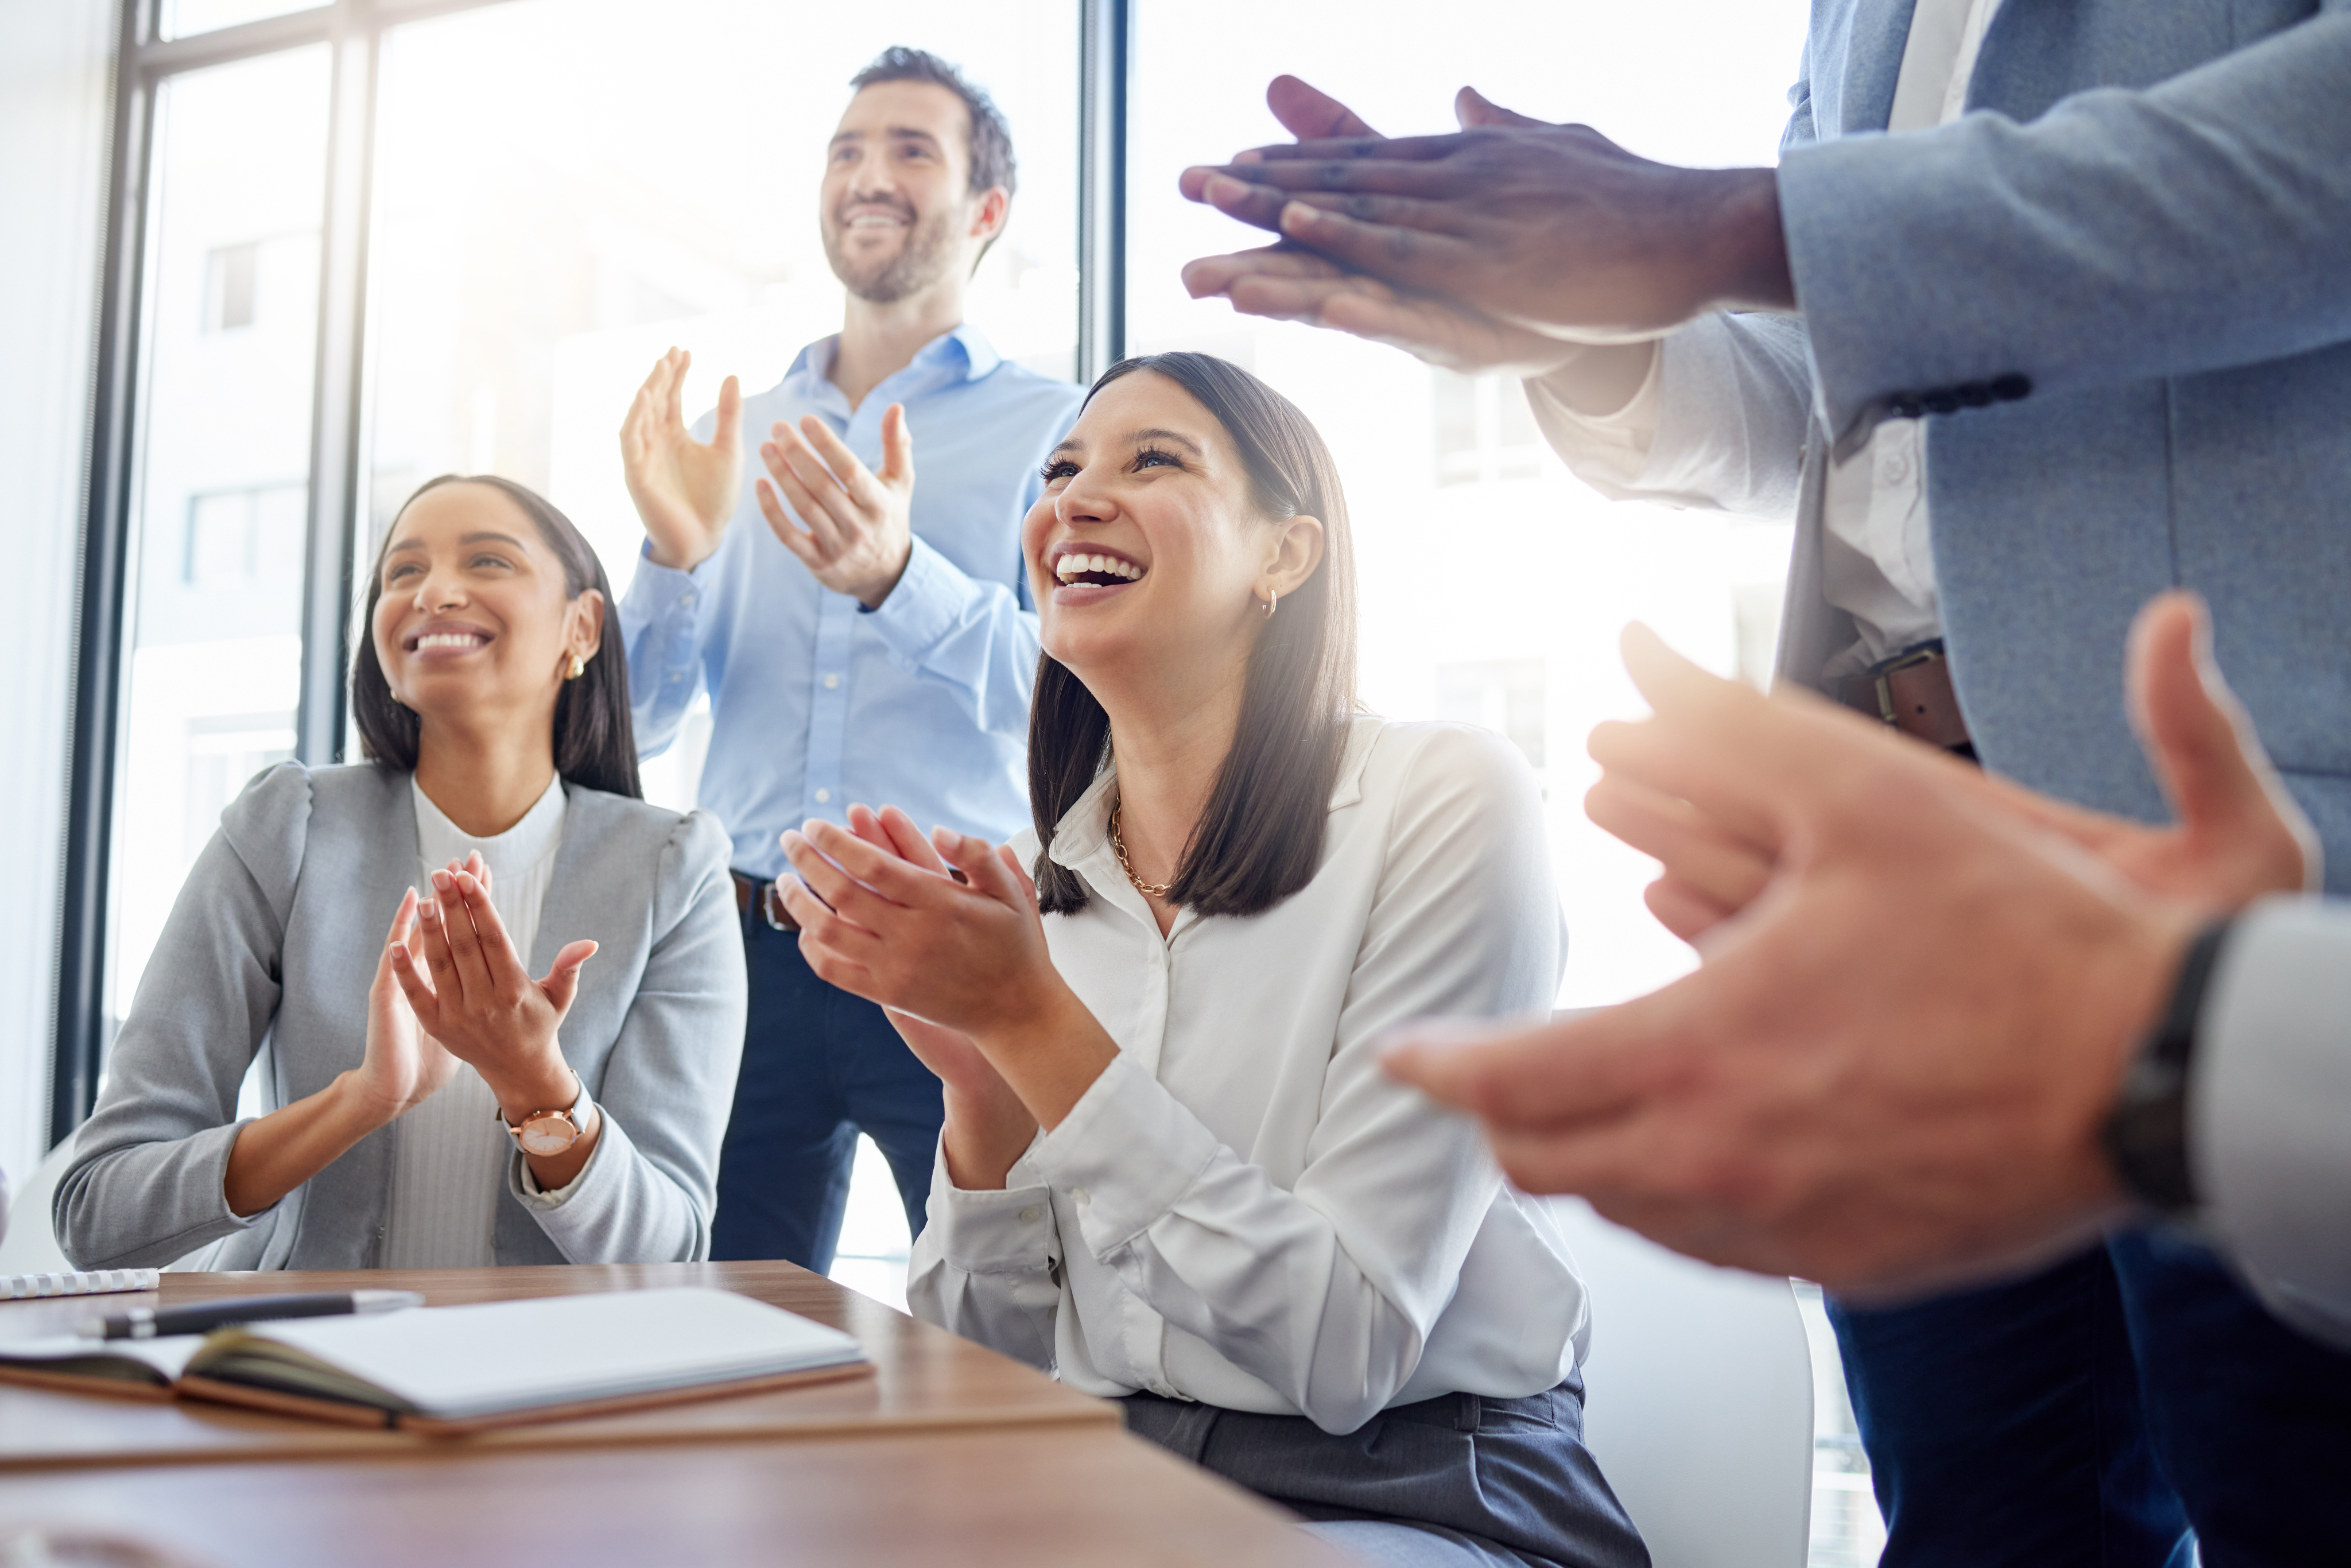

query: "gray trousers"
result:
(1119, 1375), (1649, 1568)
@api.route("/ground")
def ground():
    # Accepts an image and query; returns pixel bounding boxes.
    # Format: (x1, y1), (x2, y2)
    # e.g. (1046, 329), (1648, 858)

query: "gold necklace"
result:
(1109, 802), (1173, 899)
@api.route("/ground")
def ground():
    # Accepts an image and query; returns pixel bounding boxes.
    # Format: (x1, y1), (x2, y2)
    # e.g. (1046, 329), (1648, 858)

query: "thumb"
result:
(538, 940), (599, 1015)
(2127, 591), (2317, 885)
(881, 402), (914, 487)
(934, 827), (1024, 910)
(715, 374), (743, 451)
(1456, 86), (1549, 129)
(1265, 74), (1380, 140)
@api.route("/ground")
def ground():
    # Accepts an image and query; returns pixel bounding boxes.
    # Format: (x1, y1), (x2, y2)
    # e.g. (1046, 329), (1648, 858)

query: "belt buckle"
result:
(761, 880), (798, 933)
(1869, 645), (1942, 727)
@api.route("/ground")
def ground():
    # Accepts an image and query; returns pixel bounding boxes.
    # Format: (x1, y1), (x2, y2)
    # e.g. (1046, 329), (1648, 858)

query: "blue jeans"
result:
(1833, 1231), (2351, 1567)
(709, 898), (942, 1270)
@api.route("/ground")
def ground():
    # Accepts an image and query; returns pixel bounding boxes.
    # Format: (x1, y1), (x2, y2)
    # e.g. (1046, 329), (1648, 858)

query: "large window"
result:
(1126, 0), (1807, 1011)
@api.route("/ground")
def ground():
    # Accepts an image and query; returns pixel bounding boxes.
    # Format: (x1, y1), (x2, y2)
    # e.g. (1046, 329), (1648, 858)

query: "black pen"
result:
(77, 1289), (426, 1341)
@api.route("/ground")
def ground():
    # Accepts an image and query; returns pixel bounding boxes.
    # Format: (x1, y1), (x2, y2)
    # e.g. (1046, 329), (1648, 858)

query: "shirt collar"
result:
(785, 322), (1002, 397)
(1042, 715), (1382, 914)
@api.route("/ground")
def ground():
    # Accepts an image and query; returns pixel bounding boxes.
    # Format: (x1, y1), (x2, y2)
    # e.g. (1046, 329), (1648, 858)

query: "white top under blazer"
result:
(907, 717), (1587, 1436)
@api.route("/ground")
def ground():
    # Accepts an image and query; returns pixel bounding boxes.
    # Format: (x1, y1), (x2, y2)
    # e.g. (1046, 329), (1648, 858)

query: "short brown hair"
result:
(849, 46), (1017, 198)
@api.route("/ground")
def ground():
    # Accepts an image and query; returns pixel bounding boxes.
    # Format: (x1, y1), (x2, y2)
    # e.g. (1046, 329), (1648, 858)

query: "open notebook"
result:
(0, 1287), (868, 1434)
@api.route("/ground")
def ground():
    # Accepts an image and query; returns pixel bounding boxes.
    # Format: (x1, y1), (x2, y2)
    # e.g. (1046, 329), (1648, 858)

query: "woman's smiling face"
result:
(1023, 370), (1303, 682)
(371, 480), (600, 728)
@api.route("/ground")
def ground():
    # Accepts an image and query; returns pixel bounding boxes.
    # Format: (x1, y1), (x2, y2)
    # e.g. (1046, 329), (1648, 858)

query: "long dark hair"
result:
(352, 474), (642, 800)
(1031, 353), (1357, 918)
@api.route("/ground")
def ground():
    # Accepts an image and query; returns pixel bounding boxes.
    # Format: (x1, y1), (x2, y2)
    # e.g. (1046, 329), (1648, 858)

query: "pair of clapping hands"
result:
(356, 855), (597, 1124)
(620, 348), (916, 610)
(1178, 75), (1791, 376)
(1385, 593), (2316, 1297)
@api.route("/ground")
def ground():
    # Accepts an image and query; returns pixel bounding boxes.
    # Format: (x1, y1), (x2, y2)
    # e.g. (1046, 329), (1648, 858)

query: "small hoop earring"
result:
(566, 653), (587, 680)
(1261, 591), (1278, 620)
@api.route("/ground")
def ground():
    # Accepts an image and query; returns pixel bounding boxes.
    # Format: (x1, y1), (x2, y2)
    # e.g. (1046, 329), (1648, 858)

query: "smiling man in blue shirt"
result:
(616, 47), (1083, 1270)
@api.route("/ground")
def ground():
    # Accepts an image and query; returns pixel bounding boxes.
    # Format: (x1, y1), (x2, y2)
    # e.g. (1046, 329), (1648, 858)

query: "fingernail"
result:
(431, 870), (452, 890)
(1279, 201), (1314, 231)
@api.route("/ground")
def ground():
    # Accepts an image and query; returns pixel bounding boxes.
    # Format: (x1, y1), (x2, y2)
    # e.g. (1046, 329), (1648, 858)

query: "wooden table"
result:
(0, 1264), (1349, 1566)
(0, 1263), (1118, 1472)
(0, 1427), (1350, 1567)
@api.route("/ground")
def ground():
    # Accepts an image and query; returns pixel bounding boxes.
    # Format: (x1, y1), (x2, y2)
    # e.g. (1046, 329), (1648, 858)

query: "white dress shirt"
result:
(1531, 0), (2006, 669)
(907, 718), (1587, 1437)
(381, 773), (573, 1268)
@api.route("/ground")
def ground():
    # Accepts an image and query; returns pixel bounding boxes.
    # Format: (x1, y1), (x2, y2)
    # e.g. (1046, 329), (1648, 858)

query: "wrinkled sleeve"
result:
(1024, 728), (1563, 1434)
(619, 548), (722, 761)
(2192, 896), (2351, 1350)
(54, 766), (307, 1269)
(510, 808), (746, 1263)
(860, 531), (1040, 746)
(906, 1138), (1064, 1371)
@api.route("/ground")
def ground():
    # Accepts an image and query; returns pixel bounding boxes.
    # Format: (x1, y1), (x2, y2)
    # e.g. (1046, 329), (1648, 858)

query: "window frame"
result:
(52, 0), (1134, 1142)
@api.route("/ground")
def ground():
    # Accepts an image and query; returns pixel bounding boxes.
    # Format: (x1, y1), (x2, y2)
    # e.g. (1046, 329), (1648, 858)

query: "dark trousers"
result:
(1121, 1377), (1649, 1568)
(709, 899), (943, 1270)
(1832, 1230), (2351, 1567)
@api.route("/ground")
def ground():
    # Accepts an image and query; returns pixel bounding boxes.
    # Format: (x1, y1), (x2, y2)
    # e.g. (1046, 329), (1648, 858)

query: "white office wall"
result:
(0, 0), (117, 1186)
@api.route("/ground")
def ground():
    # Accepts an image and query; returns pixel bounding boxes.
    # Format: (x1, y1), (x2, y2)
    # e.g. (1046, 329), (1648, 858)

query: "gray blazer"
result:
(1543, 0), (2351, 879)
(56, 763), (747, 1271)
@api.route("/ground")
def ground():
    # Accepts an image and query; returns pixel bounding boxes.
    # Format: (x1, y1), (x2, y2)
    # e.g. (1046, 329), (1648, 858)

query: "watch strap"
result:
(2101, 919), (2233, 1218)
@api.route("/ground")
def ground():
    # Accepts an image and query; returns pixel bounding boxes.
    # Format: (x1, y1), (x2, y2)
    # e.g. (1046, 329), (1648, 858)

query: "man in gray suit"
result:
(1178, 3), (2351, 1563)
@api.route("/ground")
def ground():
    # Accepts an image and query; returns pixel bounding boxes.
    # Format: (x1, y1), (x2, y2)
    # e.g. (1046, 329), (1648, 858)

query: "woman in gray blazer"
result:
(57, 475), (747, 1271)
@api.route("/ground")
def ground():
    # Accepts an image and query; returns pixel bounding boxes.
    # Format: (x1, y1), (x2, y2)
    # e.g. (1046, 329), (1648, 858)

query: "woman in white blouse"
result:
(59, 476), (745, 1271)
(777, 354), (1647, 1568)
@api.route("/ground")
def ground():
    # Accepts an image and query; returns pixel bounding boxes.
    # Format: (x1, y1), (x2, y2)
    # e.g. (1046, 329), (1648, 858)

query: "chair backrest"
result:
(0, 1134), (77, 1276)
(1553, 1197), (1814, 1568)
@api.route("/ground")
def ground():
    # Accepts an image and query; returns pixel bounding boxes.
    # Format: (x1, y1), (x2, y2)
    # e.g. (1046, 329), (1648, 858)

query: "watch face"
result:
(517, 1114), (579, 1157)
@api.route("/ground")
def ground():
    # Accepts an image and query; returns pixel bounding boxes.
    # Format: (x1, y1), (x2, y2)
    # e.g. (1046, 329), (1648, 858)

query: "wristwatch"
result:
(499, 1070), (592, 1158)
(2100, 919), (2234, 1220)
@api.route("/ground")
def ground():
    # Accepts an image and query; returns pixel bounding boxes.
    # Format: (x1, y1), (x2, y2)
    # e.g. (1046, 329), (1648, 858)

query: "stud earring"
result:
(1261, 591), (1278, 620)
(566, 653), (587, 680)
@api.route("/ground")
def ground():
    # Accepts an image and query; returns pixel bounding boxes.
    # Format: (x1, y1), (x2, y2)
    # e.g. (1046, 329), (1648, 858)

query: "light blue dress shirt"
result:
(620, 325), (1085, 879)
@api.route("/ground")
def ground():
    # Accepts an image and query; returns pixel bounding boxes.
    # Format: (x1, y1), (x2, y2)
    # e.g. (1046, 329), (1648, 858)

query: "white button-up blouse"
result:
(906, 717), (1589, 1436)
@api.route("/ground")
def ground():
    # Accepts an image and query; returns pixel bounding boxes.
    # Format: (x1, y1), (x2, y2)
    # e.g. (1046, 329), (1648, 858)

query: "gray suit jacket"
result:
(56, 763), (747, 1271)
(1540, 0), (2351, 881)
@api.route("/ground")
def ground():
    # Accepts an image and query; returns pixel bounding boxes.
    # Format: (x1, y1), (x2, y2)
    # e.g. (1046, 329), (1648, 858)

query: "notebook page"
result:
(199, 1288), (863, 1420)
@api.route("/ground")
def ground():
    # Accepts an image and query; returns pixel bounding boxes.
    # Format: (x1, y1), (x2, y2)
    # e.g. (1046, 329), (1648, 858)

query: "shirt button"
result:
(680, 592), (696, 608)
(814, 789), (832, 804)
(823, 673), (841, 690)
(1072, 1186), (1091, 1207)
(1018, 1205), (1042, 1224)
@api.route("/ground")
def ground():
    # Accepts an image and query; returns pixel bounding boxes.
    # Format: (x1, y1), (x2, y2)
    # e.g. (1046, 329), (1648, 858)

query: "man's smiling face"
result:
(820, 80), (979, 304)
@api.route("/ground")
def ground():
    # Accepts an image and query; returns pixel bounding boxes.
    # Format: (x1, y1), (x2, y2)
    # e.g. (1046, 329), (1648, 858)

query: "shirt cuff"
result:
(860, 535), (968, 663)
(1523, 341), (1665, 492)
(622, 542), (719, 622)
(926, 1136), (1058, 1274)
(1027, 1053), (1221, 1258)
(2193, 896), (2351, 1344)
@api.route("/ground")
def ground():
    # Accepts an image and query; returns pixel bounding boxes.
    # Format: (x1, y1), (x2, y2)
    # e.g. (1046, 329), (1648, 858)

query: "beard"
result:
(824, 197), (961, 304)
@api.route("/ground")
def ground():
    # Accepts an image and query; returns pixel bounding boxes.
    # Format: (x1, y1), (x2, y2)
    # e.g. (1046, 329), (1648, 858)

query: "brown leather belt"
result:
(731, 871), (800, 933)
(1836, 642), (1973, 752)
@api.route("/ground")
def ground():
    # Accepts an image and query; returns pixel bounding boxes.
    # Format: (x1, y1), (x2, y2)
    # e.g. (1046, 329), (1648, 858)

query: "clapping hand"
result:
(779, 804), (1108, 1189)
(621, 347), (744, 573)
(387, 864), (598, 1121)
(1377, 596), (2292, 1295)
(756, 404), (918, 610)
(1181, 79), (1593, 377)
(1182, 75), (1791, 344)
(1592, 591), (2316, 942)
